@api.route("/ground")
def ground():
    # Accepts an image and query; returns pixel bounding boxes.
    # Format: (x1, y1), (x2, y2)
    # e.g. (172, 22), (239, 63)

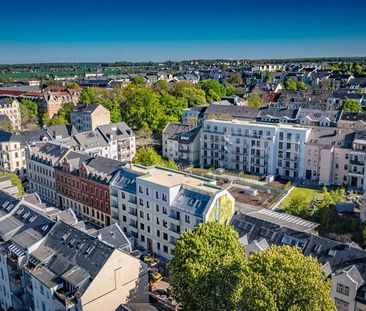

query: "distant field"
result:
(279, 187), (325, 209)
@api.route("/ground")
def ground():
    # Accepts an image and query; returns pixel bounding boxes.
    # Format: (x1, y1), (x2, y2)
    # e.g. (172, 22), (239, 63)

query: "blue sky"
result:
(0, 0), (365, 63)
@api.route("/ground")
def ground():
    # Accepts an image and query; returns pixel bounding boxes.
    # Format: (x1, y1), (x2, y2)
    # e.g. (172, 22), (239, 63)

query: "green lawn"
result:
(280, 187), (325, 209)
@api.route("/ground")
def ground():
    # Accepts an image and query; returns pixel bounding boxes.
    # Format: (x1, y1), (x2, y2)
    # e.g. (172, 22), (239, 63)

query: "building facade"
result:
(200, 119), (311, 179)
(70, 104), (111, 132)
(110, 165), (235, 260)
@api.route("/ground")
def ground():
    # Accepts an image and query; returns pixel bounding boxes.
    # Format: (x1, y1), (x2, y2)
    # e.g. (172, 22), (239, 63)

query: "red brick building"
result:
(55, 151), (122, 227)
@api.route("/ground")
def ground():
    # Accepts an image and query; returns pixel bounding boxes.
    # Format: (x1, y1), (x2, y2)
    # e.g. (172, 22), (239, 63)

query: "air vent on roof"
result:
(313, 244), (322, 254)
(29, 215), (37, 223)
(41, 225), (49, 232)
(62, 232), (70, 241)
(2, 201), (9, 208)
(109, 232), (115, 238)
(85, 246), (95, 256)
(16, 208), (24, 215)
(328, 249), (337, 257)
(22, 211), (30, 219)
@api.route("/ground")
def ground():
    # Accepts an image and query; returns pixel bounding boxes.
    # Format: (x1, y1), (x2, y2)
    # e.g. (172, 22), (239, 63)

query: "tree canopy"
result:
(340, 99), (362, 112)
(169, 222), (247, 311)
(247, 91), (264, 107)
(133, 146), (179, 169)
(241, 246), (335, 311)
(19, 99), (38, 128)
(228, 73), (243, 85)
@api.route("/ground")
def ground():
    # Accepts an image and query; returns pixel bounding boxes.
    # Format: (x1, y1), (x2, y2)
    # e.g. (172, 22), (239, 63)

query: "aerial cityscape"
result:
(1, 0), (366, 311)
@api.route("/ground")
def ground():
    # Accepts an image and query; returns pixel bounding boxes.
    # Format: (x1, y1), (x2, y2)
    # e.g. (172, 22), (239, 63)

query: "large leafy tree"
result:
(199, 80), (227, 102)
(340, 99), (362, 112)
(169, 222), (247, 311)
(228, 73), (243, 85)
(171, 81), (207, 106)
(133, 147), (164, 166)
(247, 91), (264, 107)
(241, 246), (335, 311)
(125, 88), (164, 131)
(159, 91), (188, 122)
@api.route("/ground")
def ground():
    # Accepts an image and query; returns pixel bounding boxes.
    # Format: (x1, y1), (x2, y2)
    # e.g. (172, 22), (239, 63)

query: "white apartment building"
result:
(0, 125), (76, 177)
(200, 119), (311, 179)
(110, 165), (235, 260)
(26, 142), (70, 206)
(70, 104), (110, 132)
(96, 122), (136, 162)
(162, 123), (201, 166)
(0, 98), (21, 131)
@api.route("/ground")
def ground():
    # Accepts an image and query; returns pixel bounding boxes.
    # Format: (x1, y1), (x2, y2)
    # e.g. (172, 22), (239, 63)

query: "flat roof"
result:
(131, 165), (220, 194)
(205, 119), (310, 130)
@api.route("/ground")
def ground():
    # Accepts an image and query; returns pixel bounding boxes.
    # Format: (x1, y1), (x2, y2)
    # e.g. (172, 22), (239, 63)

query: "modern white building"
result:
(200, 119), (311, 179)
(110, 165), (235, 260)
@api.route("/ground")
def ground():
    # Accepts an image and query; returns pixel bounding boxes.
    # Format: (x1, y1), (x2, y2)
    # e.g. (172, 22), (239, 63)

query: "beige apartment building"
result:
(71, 104), (111, 132)
(304, 127), (366, 191)
(0, 98), (21, 131)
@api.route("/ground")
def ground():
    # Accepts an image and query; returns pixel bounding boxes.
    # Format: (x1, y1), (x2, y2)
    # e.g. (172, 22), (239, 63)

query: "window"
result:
(157, 229), (160, 237)
(140, 223), (145, 230)
(162, 193), (167, 201)
(155, 191), (159, 199)
(334, 298), (349, 311)
(163, 232), (168, 240)
(140, 234), (145, 242)
(336, 283), (350, 296)
(139, 186), (143, 193)
(146, 188), (149, 195)
(156, 204), (159, 212)
(122, 204), (126, 211)
(185, 214), (190, 223)
(163, 245), (168, 253)
(163, 206), (167, 215)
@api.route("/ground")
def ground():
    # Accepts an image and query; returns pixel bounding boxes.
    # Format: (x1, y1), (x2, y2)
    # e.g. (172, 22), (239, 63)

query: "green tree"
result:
(228, 73), (243, 85)
(41, 113), (51, 126)
(296, 81), (306, 90)
(133, 147), (164, 166)
(131, 76), (146, 86)
(125, 88), (164, 131)
(241, 246), (335, 311)
(283, 78), (297, 90)
(20, 99), (38, 126)
(80, 87), (99, 104)
(353, 63), (364, 75)
(0, 120), (13, 132)
(65, 82), (80, 89)
(340, 99), (362, 112)
(247, 91), (264, 107)
(172, 81), (207, 106)
(263, 71), (272, 83)
(285, 194), (307, 216)
(169, 222), (247, 311)
(165, 158), (179, 170)
(159, 91), (188, 121)
(0, 171), (24, 196)
(199, 80), (227, 102)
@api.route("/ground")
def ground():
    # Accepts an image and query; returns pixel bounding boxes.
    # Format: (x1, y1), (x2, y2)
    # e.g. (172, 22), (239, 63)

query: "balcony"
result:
(54, 289), (76, 308)
(350, 159), (364, 166)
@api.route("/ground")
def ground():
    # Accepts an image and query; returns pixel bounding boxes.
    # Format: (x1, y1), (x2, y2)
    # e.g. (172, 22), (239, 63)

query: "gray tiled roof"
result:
(31, 221), (115, 294)
(97, 122), (134, 141)
(204, 104), (259, 119)
(110, 168), (142, 194)
(171, 186), (211, 217)
(306, 127), (355, 149)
